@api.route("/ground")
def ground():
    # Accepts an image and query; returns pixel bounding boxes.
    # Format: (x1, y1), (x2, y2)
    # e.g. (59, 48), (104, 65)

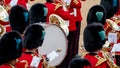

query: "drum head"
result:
(38, 24), (68, 66)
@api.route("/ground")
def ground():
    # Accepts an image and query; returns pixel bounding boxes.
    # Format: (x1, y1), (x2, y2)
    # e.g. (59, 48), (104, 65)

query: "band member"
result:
(0, 31), (22, 68)
(4, 0), (34, 9)
(18, 24), (47, 68)
(111, 0), (120, 66)
(51, 0), (77, 68)
(9, 5), (29, 35)
(29, 3), (48, 24)
(69, 0), (84, 56)
(83, 23), (110, 68)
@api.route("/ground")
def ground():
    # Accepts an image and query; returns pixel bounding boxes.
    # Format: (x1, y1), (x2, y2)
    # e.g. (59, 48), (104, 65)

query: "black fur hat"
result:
(0, 31), (22, 65)
(83, 23), (106, 52)
(46, 0), (53, 3)
(87, 5), (106, 25)
(23, 24), (45, 50)
(100, 0), (117, 19)
(29, 3), (48, 24)
(9, 5), (30, 34)
(113, 0), (119, 14)
(69, 57), (91, 68)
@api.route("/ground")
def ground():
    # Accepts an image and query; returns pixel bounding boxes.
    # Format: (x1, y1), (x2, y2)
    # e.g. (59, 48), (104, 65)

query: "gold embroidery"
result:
(54, 3), (62, 11)
(95, 55), (107, 66)
(19, 60), (29, 68)
(73, 0), (79, 4)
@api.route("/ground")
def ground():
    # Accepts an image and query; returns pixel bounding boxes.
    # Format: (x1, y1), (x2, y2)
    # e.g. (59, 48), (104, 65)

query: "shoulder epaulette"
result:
(54, 3), (62, 11)
(95, 55), (107, 66)
(73, 0), (79, 4)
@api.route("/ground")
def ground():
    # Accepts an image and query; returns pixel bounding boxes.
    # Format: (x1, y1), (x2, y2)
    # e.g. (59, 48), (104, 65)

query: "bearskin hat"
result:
(69, 56), (91, 68)
(0, 31), (22, 65)
(113, 0), (119, 14)
(29, 3), (48, 24)
(83, 23), (106, 52)
(100, 0), (115, 19)
(46, 0), (53, 3)
(87, 5), (106, 25)
(23, 24), (45, 50)
(9, 5), (29, 34)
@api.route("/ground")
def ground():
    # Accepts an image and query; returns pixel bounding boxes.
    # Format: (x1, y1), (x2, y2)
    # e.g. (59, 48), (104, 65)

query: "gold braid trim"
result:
(73, 0), (79, 4)
(95, 55), (107, 66)
(0, 24), (4, 37)
(54, 3), (62, 11)
(102, 51), (120, 68)
(19, 60), (29, 68)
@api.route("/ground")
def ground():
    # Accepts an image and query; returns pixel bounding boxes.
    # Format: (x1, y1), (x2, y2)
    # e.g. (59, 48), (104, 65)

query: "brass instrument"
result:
(0, 24), (5, 37)
(3, 4), (11, 11)
(49, 14), (69, 36)
(102, 51), (120, 68)
(105, 19), (120, 39)
(106, 19), (119, 31)
(0, 5), (9, 22)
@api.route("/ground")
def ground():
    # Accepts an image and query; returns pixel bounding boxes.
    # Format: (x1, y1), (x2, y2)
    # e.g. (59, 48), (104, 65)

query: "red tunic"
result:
(45, 2), (55, 23)
(69, 0), (82, 22)
(18, 52), (44, 68)
(83, 53), (110, 68)
(0, 64), (14, 68)
(54, 4), (76, 31)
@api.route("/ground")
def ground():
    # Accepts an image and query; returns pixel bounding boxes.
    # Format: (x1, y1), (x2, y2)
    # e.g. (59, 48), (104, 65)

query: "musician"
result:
(18, 24), (48, 68)
(29, 3), (48, 24)
(0, 31), (22, 68)
(9, 5), (29, 35)
(69, 0), (85, 57)
(100, 0), (120, 66)
(83, 23), (110, 68)
(51, 0), (78, 68)
(112, 0), (120, 66)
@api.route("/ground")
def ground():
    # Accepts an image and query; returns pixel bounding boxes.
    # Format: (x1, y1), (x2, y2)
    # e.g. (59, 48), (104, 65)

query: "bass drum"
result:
(38, 24), (68, 67)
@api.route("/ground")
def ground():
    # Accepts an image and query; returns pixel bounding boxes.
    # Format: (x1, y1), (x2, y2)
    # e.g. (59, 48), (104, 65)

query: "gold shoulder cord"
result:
(19, 60), (29, 68)
(0, 24), (4, 37)
(54, 3), (62, 11)
(7, 64), (15, 68)
(95, 55), (107, 66)
(102, 51), (120, 68)
(73, 0), (79, 4)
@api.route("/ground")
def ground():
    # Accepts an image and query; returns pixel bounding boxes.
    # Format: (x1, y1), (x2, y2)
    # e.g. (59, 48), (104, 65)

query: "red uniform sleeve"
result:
(4, 0), (11, 4)
(70, 0), (81, 8)
(55, 7), (71, 20)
